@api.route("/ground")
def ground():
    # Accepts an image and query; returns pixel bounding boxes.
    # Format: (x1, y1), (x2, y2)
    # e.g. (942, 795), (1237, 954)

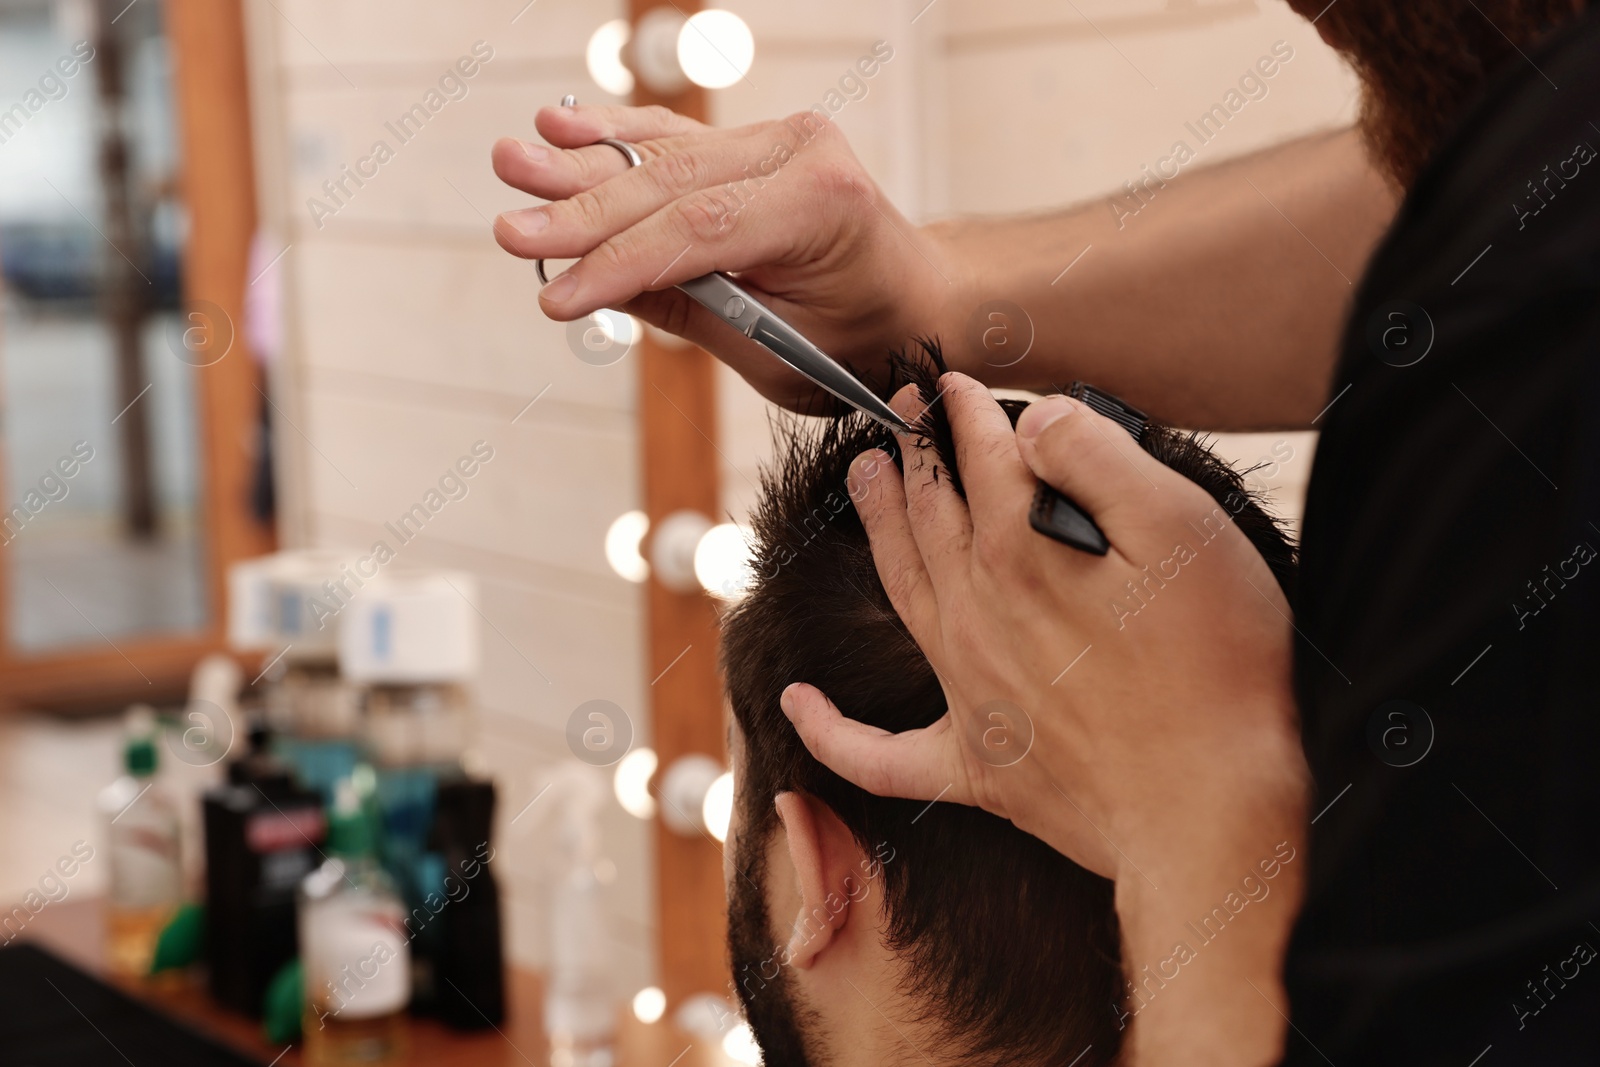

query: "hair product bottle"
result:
(427, 777), (505, 1029)
(98, 706), (183, 978)
(299, 778), (410, 1064)
(202, 716), (327, 1014)
(229, 551), (369, 803)
(266, 554), (364, 803)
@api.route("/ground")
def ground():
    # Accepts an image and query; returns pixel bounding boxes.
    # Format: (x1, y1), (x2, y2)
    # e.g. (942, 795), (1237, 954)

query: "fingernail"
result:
(780, 683), (802, 714)
(1017, 395), (1075, 439)
(506, 208), (549, 236)
(520, 140), (549, 163)
(541, 270), (578, 303)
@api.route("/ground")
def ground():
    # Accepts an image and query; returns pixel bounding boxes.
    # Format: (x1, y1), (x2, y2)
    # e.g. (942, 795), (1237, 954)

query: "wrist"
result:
(914, 218), (983, 375)
(1110, 736), (1307, 1066)
(1111, 721), (1309, 882)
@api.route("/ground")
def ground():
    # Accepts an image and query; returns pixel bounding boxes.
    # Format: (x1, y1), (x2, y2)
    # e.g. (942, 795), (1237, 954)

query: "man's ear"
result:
(773, 791), (867, 970)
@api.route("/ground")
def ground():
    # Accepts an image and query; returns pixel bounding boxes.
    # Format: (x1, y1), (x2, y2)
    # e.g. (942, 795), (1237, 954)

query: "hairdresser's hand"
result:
(490, 100), (963, 410)
(782, 374), (1308, 882)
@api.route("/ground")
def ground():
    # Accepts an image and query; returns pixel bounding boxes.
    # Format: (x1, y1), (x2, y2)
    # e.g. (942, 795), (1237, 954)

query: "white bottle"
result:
(299, 778), (410, 1065)
(98, 706), (182, 978)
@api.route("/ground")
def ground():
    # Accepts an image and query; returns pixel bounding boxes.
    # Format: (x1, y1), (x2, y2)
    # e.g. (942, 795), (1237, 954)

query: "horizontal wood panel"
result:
(283, 82), (573, 235)
(262, 0), (623, 68)
(941, 8), (1358, 212)
(290, 240), (635, 411)
(296, 389), (638, 580)
(940, 0), (1249, 42)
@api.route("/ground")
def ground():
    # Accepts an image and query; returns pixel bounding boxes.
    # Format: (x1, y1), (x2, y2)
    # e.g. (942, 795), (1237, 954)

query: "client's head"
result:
(719, 344), (1296, 1067)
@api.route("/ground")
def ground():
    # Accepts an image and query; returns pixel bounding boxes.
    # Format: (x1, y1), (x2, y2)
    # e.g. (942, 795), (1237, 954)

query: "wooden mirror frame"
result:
(0, 0), (274, 713)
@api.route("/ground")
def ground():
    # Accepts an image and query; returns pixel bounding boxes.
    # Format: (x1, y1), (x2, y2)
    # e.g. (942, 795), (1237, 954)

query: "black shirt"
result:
(1288, 7), (1600, 1063)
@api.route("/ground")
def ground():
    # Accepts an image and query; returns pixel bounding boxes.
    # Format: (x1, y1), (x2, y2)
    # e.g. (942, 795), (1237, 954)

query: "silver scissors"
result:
(534, 96), (1125, 555)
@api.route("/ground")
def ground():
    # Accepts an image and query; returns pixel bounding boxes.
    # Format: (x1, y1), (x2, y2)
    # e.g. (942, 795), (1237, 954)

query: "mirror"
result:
(0, 0), (273, 709)
(1, 0), (207, 652)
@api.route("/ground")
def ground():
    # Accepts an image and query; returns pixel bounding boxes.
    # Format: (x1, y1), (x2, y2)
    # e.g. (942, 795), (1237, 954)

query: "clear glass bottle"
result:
(98, 706), (182, 978)
(299, 779), (410, 1065)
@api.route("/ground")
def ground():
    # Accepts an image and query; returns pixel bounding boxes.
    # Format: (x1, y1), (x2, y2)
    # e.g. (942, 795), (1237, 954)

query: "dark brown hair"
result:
(721, 343), (1296, 1066)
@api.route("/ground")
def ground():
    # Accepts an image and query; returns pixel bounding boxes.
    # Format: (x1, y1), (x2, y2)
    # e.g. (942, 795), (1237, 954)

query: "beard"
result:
(1287, 0), (1586, 189)
(726, 825), (824, 1067)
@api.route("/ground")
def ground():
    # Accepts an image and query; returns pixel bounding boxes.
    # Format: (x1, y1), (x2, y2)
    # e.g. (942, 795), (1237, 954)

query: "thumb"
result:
(1014, 395), (1167, 535)
(780, 683), (969, 804)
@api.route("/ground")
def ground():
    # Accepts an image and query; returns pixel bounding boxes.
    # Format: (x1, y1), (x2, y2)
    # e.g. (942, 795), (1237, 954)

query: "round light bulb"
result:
(632, 985), (667, 1025)
(723, 1021), (762, 1065)
(677, 10), (754, 90)
(693, 522), (754, 600)
(585, 19), (635, 96)
(702, 770), (734, 843)
(605, 510), (650, 583)
(613, 746), (659, 820)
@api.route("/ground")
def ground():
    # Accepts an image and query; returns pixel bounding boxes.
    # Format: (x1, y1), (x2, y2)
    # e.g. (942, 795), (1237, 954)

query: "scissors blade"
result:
(676, 273), (914, 434)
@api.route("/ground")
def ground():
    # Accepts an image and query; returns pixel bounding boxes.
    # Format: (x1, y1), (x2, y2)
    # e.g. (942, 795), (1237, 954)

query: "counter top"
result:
(18, 898), (730, 1067)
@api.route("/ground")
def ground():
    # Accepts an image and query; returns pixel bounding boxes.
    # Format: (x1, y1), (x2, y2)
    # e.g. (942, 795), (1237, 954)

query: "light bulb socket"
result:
(649, 510), (713, 593)
(628, 8), (689, 95)
(659, 754), (725, 836)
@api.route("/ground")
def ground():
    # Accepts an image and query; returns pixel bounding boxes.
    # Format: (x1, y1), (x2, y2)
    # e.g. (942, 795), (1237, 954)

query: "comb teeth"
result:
(1067, 381), (1148, 442)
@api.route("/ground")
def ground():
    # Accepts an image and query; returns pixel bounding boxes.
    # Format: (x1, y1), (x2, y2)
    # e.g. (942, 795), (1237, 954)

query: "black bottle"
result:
(201, 722), (326, 1015)
(427, 778), (505, 1029)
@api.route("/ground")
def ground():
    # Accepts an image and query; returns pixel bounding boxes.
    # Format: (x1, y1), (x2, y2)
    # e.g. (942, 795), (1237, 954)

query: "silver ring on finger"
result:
(534, 101), (645, 285)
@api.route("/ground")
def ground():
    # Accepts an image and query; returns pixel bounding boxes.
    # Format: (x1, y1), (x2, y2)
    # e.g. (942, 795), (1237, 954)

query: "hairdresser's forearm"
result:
(1113, 745), (1309, 1067)
(926, 127), (1396, 430)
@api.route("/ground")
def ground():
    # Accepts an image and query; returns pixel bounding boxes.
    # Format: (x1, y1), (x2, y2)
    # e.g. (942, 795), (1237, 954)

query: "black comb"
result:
(1027, 382), (1147, 555)
(1068, 381), (1148, 442)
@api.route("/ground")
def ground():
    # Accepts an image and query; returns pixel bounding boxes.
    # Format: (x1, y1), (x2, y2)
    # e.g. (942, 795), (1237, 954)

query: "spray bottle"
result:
(538, 762), (617, 1067)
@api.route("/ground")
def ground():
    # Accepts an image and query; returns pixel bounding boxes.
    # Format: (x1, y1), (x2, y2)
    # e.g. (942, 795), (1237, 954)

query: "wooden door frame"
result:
(0, 0), (274, 712)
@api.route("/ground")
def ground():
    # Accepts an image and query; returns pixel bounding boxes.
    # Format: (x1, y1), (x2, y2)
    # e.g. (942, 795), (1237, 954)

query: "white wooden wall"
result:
(245, 0), (1359, 994)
